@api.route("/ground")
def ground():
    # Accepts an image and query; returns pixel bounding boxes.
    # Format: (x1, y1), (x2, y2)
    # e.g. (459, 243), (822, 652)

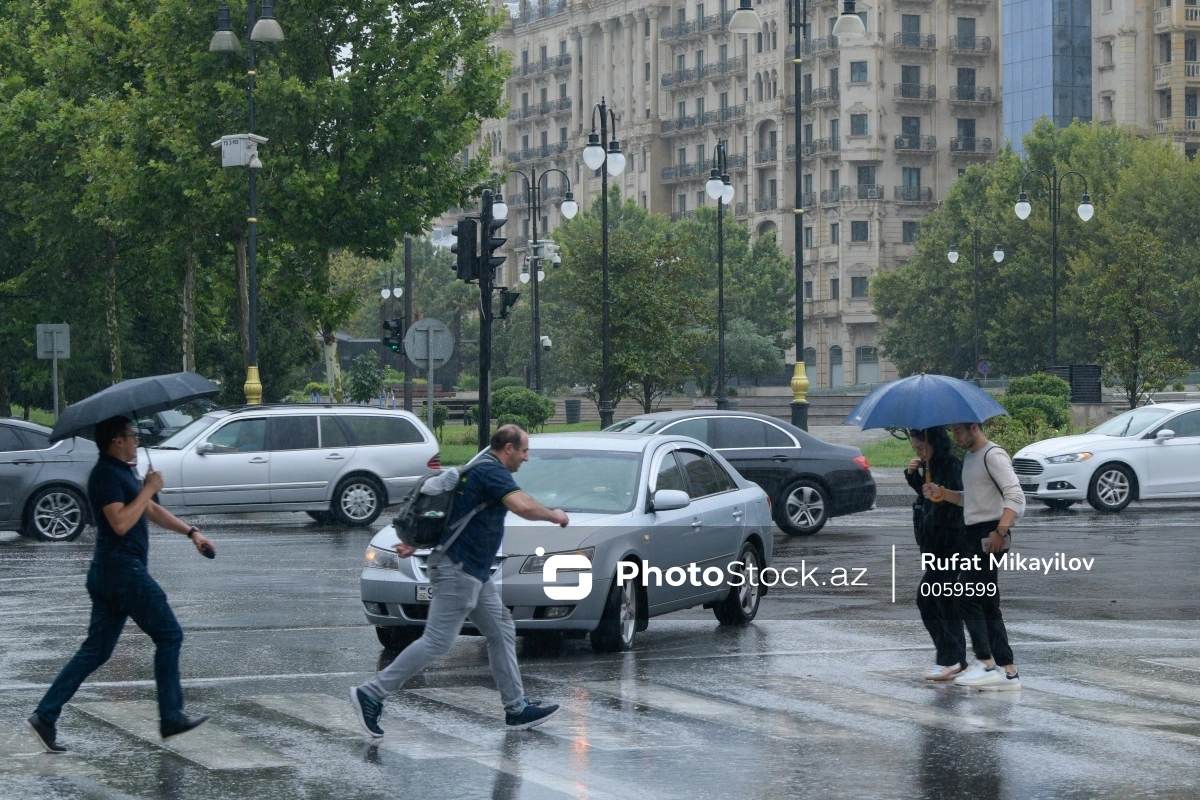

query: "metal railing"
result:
(819, 187), (841, 203)
(661, 162), (703, 181)
(895, 83), (937, 101)
(948, 85), (994, 102)
(725, 152), (748, 168)
(804, 137), (839, 156)
(701, 105), (746, 126)
(514, 53), (572, 78)
(512, 0), (569, 27)
(660, 10), (735, 40)
(509, 142), (570, 163)
(661, 114), (700, 132)
(842, 184), (884, 200)
(754, 196), (778, 212)
(893, 32), (936, 51)
(949, 35), (992, 53)
(894, 134), (937, 151)
(734, 201), (748, 216)
(895, 186), (934, 202)
(950, 136), (994, 153)
(670, 209), (697, 222)
(799, 191), (816, 207)
(805, 86), (840, 106)
(755, 147), (778, 163)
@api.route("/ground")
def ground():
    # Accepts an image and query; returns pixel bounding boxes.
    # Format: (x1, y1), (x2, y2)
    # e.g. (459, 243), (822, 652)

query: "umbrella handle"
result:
(923, 460), (944, 503)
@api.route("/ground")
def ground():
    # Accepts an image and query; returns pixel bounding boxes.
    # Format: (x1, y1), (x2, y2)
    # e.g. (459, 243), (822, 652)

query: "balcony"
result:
(660, 11), (735, 41)
(819, 187), (841, 203)
(799, 191), (816, 207)
(755, 148), (778, 164)
(725, 152), (748, 169)
(663, 58), (749, 90)
(895, 134), (937, 152)
(950, 136), (993, 155)
(893, 32), (937, 54)
(1156, 4), (1200, 27)
(805, 86), (840, 107)
(895, 83), (937, 102)
(785, 35), (839, 59)
(510, 97), (573, 121)
(509, 142), (569, 164)
(512, 53), (572, 79)
(701, 105), (747, 127)
(949, 35), (992, 55)
(670, 210), (697, 222)
(661, 67), (699, 88)
(754, 196), (779, 212)
(734, 201), (748, 216)
(512, 0), (569, 27)
(1155, 117), (1200, 134)
(786, 143), (798, 159)
(661, 162), (703, 182)
(948, 85), (994, 104)
(895, 186), (934, 203)
(803, 137), (840, 157)
(662, 114), (700, 132)
(842, 184), (885, 201)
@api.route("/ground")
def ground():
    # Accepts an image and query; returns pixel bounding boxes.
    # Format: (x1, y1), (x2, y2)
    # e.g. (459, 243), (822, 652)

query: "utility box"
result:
(212, 134), (268, 168)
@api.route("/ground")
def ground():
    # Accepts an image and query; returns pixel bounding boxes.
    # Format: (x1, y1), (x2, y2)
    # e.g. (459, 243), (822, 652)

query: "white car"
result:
(1013, 402), (1200, 512)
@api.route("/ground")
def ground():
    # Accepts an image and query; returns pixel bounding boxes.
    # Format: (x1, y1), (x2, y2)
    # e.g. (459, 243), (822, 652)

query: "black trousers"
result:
(957, 521), (1014, 666)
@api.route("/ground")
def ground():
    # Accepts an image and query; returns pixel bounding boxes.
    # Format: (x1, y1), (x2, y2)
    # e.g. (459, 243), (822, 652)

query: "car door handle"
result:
(325, 454), (345, 460)
(771, 455), (789, 462)
(249, 457), (268, 464)
(691, 519), (703, 529)
(732, 510), (743, 519)
(13, 459), (36, 466)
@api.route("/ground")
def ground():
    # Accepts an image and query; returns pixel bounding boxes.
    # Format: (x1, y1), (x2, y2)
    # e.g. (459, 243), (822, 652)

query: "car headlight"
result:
(364, 545), (401, 570)
(520, 547), (595, 574)
(1045, 452), (1092, 464)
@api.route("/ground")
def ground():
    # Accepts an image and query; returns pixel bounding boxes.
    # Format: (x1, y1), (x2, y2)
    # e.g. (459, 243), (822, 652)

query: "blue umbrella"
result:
(843, 373), (1007, 431)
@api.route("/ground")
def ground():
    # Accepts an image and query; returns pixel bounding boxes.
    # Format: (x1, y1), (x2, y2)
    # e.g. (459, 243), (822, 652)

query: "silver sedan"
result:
(361, 432), (774, 653)
(0, 419), (97, 541)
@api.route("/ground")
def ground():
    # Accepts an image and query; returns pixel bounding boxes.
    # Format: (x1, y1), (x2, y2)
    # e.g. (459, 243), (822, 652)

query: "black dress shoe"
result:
(160, 714), (210, 740)
(27, 714), (66, 753)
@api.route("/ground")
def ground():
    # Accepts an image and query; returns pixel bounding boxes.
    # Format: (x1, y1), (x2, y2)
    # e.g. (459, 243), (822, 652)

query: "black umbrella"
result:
(50, 372), (221, 467)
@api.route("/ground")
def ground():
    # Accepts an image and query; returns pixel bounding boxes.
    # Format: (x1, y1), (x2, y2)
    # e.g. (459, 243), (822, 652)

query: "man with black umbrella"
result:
(27, 415), (215, 753)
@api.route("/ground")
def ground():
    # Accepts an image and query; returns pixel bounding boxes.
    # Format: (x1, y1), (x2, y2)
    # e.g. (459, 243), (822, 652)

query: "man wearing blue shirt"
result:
(27, 416), (215, 753)
(351, 425), (569, 736)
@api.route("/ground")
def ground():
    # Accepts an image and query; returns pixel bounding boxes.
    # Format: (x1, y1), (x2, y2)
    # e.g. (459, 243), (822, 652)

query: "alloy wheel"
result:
(340, 482), (378, 521)
(32, 491), (84, 541)
(1095, 469), (1130, 508)
(786, 485), (825, 530)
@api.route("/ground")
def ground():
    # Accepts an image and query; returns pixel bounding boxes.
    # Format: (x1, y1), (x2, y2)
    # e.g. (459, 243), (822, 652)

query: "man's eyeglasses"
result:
(118, 432), (139, 441)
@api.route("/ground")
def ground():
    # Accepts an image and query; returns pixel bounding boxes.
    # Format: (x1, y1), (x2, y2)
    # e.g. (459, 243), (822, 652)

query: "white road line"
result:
(0, 728), (99, 777)
(411, 686), (684, 751)
(1145, 658), (1200, 673)
(583, 680), (853, 741)
(753, 674), (1020, 733)
(973, 689), (1200, 734)
(71, 700), (294, 770)
(0, 672), (363, 692)
(1064, 665), (1200, 707)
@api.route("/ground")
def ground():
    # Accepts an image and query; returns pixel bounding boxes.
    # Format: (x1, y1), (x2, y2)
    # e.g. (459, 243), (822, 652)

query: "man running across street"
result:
(351, 424), (570, 736)
(926, 422), (1025, 691)
(28, 416), (215, 753)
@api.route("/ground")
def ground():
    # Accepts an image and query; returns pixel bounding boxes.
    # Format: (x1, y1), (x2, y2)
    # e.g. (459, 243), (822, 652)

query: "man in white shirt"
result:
(925, 421), (1025, 690)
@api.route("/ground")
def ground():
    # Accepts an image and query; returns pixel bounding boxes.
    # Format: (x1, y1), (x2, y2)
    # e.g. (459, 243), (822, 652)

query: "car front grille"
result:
(1012, 458), (1044, 476)
(411, 554), (505, 582)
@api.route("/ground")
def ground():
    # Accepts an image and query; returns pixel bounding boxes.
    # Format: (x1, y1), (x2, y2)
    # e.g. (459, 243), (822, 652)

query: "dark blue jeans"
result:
(35, 554), (185, 726)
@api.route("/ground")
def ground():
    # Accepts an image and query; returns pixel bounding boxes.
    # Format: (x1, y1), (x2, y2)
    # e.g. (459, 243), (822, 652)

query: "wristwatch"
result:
(185, 526), (199, 539)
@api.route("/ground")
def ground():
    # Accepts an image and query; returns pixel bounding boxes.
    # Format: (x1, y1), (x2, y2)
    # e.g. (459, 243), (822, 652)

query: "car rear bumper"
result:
(827, 470), (876, 516)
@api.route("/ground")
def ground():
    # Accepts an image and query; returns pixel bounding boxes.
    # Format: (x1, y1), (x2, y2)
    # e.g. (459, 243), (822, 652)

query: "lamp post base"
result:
(244, 365), (263, 405)
(599, 402), (614, 429)
(790, 361), (810, 431)
(715, 396), (729, 410)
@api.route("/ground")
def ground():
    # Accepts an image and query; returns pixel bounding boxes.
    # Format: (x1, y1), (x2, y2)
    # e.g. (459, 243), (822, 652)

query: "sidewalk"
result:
(870, 467), (914, 508)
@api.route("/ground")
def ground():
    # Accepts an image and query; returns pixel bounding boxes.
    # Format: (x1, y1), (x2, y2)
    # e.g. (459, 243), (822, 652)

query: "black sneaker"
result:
(505, 701), (560, 730)
(161, 714), (210, 740)
(350, 687), (384, 738)
(27, 714), (66, 754)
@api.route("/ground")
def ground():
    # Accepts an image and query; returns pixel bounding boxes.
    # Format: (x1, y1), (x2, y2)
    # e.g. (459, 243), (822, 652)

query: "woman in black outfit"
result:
(904, 426), (967, 681)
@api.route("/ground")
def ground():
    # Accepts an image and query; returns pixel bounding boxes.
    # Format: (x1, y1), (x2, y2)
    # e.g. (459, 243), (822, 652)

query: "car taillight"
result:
(853, 455), (870, 472)
(427, 454), (441, 469)
(765, 495), (772, 513)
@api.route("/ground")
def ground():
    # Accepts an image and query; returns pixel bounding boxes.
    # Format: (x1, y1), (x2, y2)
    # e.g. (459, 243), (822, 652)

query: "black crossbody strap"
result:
(432, 457), (492, 554)
(980, 445), (1003, 495)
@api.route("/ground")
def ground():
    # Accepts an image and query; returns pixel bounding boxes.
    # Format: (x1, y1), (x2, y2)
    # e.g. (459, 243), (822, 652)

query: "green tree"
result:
(345, 349), (383, 404)
(695, 318), (786, 396)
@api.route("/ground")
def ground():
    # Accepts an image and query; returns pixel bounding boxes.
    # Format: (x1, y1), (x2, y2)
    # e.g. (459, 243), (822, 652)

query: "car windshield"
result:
(1089, 407), (1171, 437)
(516, 449), (641, 514)
(159, 400), (219, 429)
(603, 419), (659, 433)
(155, 413), (224, 450)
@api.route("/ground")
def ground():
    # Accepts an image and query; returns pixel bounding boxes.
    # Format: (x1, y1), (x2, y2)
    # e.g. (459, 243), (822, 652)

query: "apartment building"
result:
(1093, 0), (1200, 158)
(466, 0), (1001, 389)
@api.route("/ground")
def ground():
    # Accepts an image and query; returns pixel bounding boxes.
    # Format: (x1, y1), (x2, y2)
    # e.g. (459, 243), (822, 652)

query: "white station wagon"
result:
(140, 405), (439, 525)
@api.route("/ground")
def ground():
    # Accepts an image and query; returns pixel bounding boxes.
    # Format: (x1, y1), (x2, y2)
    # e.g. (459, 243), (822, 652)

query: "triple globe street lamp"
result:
(947, 229), (1005, 384)
(210, 0), (285, 405)
(705, 140), (736, 409)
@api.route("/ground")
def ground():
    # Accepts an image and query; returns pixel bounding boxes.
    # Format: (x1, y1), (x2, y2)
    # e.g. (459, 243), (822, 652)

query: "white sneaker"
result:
(953, 664), (1001, 687)
(925, 664), (966, 682)
(978, 670), (1021, 691)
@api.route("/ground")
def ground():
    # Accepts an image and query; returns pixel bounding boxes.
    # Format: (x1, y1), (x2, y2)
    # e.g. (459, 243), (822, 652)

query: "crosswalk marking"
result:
(0, 728), (98, 777)
(410, 685), (684, 752)
(249, 693), (491, 759)
(71, 701), (294, 770)
(1064, 665), (1200, 707)
(753, 675), (1021, 733)
(583, 680), (853, 741)
(1146, 658), (1200, 673)
(972, 689), (1200, 734)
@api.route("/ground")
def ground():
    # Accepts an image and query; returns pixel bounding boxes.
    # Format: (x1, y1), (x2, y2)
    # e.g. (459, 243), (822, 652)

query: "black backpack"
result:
(392, 462), (488, 550)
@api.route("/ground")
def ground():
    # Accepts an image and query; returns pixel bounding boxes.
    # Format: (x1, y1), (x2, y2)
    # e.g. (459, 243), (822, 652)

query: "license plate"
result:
(1020, 483), (1039, 493)
(416, 584), (433, 603)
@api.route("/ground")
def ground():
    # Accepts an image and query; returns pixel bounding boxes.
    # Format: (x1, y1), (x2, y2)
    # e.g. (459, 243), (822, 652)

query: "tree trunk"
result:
(105, 236), (122, 382)
(182, 248), (197, 372)
(0, 371), (10, 418)
(234, 235), (250, 370)
(323, 326), (342, 402)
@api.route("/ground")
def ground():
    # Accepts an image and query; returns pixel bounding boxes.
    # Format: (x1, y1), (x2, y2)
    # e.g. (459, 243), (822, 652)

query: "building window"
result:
(851, 220), (869, 242)
(678, 147), (687, 165)
(642, 192), (648, 208)
(768, 178), (777, 197)
(1100, 39), (1114, 68)
(645, 17), (651, 36)
(757, 32), (763, 53)
(677, 53), (686, 73)
(851, 276), (869, 297)
(850, 61), (867, 83)
(855, 346), (879, 384)
(696, 97), (705, 117)
(830, 222), (840, 244)
(719, 44), (728, 63)
(803, 347), (817, 368)
(850, 114), (868, 136)
(829, 346), (843, 387)
(902, 220), (919, 243)
(642, 149), (648, 172)
(830, 277), (841, 300)
(678, 100), (687, 118)
(804, 280), (813, 300)
(804, 226), (814, 248)
(645, 61), (651, 81)
(698, 190), (707, 208)
(678, 194), (687, 213)
(560, 126), (568, 142)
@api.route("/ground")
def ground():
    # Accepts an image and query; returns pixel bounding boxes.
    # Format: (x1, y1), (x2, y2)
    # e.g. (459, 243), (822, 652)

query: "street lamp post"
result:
(509, 167), (577, 393)
(379, 271), (402, 371)
(582, 99), (626, 428)
(947, 228), (1005, 384)
(1014, 168), (1094, 366)
(210, 0), (284, 405)
(705, 140), (736, 409)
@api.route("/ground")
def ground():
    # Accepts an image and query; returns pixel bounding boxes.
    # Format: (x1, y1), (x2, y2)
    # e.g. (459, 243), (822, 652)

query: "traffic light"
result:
(450, 218), (478, 282)
(381, 319), (402, 352)
(498, 288), (521, 319)
(480, 192), (506, 278)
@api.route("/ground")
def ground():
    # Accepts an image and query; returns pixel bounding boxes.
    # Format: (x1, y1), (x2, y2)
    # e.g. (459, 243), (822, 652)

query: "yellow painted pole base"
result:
(244, 365), (263, 405)
(790, 361), (810, 404)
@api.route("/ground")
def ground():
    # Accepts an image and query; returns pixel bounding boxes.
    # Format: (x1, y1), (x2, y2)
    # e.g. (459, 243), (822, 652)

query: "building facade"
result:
(463, 0), (1002, 389)
(1092, 0), (1200, 158)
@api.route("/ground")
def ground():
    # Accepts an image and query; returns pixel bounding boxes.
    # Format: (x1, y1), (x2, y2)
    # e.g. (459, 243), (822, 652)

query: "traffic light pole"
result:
(477, 190), (496, 453)
(403, 236), (414, 412)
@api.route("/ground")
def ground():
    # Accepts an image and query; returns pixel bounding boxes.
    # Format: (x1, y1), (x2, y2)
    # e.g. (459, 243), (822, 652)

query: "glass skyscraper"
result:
(1002, 0), (1092, 153)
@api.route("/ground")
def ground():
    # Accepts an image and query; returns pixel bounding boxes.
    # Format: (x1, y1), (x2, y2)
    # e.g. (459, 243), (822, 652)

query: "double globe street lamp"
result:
(729, 0), (864, 430)
(506, 168), (577, 394)
(705, 140), (736, 409)
(210, 0), (285, 405)
(582, 99), (625, 428)
(1014, 168), (1094, 366)
(947, 228), (1005, 384)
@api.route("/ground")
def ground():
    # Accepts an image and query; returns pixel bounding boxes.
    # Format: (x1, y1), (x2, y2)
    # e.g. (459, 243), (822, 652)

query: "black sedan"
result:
(605, 411), (875, 535)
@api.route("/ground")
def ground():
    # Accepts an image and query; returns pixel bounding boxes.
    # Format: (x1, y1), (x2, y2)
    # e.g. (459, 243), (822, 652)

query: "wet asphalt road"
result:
(2, 500), (1200, 799)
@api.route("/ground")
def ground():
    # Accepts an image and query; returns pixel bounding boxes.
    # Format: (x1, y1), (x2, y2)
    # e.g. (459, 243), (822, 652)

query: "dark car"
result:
(0, 419), (97, 541)
(605, 411), (875, 535)
(134, 398), (221, 446)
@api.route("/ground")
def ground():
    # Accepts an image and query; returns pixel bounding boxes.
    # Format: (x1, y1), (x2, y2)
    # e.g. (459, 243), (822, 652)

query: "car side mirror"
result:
(650, 489), (690, 512)
(1155, 429), (1175, 441)
(196, 442), (215, 455)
